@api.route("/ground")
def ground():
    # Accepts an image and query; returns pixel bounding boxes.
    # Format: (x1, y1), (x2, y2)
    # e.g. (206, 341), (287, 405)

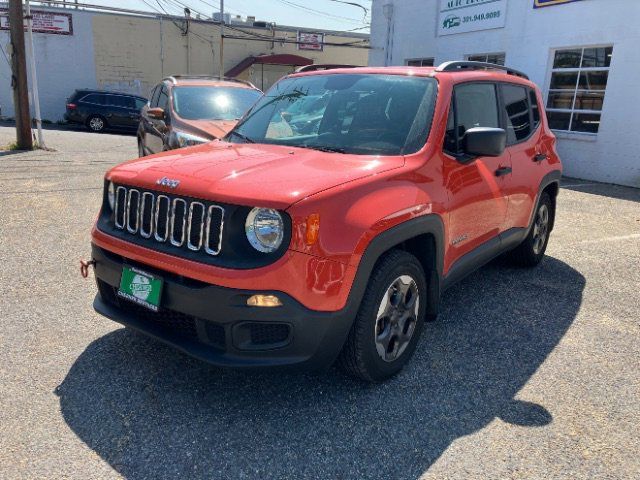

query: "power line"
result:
(274, 0), (368, 26)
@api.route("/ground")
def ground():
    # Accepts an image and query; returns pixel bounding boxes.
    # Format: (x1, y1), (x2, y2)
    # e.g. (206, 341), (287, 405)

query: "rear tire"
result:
(506, 192), (553, 267)
(338, 250), (427, 382)
(86, 115), (106, 133)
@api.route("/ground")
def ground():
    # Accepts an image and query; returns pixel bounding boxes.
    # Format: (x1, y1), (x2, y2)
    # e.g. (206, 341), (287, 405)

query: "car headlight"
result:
(245, 208), (284, 253)
(107, 181), (115, 210)
(172, 130), (210, 148)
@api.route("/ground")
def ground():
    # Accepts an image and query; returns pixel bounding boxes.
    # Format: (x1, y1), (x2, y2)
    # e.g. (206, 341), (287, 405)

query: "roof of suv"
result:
(163, 75), (259, 90)
(73, 89), (147, 100)
(289, 62), (535, 87)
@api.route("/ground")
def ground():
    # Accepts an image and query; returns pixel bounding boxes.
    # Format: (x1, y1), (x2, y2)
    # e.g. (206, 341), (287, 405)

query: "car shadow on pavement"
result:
(561, 178), (640, 204)
(56, 256), (584, 479)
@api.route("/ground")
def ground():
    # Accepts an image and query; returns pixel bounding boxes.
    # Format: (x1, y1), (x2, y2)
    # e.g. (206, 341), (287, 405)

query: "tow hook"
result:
(80, 259), (96, 278)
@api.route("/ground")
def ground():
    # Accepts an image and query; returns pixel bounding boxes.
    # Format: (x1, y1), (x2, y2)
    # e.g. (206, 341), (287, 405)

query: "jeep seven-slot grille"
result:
(114, 186), (224, 255)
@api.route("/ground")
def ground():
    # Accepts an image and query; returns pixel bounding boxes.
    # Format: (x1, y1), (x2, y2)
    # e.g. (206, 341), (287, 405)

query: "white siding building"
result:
(369, 0), (640, 188)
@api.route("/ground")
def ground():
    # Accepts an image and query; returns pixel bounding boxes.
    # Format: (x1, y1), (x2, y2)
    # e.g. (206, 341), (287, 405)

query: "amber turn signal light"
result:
(246, 295), (283, 307)
(305, 213), (320, 245)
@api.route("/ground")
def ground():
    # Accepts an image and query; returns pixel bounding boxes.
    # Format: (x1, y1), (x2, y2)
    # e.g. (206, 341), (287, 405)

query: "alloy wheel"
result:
(374, 275), (420, 362)
(532, 203), (550, 255)
(89, 117), (104, 131)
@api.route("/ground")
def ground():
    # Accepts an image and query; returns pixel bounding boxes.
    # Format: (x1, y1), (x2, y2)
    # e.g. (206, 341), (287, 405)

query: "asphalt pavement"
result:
(1, 126), (638, 479)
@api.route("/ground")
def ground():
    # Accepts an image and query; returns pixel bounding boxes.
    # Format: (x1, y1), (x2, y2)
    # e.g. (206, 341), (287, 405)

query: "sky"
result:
(68, 0), (372, 33)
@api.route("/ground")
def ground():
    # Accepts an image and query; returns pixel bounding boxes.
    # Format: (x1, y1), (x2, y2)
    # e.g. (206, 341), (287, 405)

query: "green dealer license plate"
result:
(117, 266), (163, 312)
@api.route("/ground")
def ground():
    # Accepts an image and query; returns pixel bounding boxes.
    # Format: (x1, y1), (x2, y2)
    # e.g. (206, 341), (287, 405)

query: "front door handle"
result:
(534, 153), (548, 163)
(495, 166), (512, 177)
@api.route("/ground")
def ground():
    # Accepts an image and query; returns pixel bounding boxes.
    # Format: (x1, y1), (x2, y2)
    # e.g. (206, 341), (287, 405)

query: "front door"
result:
(443, 82), (511, 272)
(145, 85), (170, 154)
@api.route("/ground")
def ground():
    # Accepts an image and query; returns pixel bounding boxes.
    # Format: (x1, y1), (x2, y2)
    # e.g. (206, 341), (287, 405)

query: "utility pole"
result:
(8, 0), (33, 149)
(25, 0), (45, 148)
(219, 0), (224, 79)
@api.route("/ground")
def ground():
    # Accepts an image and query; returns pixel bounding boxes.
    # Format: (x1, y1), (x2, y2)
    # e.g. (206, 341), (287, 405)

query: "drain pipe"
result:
(382, 3), (394, 67)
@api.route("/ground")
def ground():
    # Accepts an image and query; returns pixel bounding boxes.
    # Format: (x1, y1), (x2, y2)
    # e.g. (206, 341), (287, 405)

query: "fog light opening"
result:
(247, 294), (283, 308)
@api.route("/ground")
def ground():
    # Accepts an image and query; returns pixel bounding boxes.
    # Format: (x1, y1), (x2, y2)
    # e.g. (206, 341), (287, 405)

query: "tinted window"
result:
(157, 87), (169, 111)
(456, 83), (499, 132)
(502, 84), (531, 144)
(229, 74), (438, 156)
(135, 98), (147, 110)
(172, 86), (262, 121)
(530, 89), (540, 127)
(105, 95), (135, 109)
(150, 86), (161, 108)
(82, 94), (106, 105)
(445, 83), (499, 155)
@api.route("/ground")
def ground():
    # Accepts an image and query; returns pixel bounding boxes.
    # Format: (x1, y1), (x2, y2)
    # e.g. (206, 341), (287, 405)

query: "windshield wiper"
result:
(303, 145), (347, 153)
(227, 130), (255, 143)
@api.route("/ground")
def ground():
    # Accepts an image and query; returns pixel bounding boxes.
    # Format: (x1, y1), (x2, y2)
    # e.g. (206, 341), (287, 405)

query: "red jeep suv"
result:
(89, 62), (562, 382)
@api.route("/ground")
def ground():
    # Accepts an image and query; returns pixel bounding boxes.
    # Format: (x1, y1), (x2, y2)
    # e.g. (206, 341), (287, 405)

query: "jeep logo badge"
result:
(156, 177), (180, 189)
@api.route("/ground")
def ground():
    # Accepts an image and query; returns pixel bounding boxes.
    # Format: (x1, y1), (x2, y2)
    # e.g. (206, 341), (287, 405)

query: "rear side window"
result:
(105, 95), (136, 109)
(444, 83), (499, 155)
(501, 84), (532, 144)
(82, 94), (106, 105)
(530, 89), (540, 128)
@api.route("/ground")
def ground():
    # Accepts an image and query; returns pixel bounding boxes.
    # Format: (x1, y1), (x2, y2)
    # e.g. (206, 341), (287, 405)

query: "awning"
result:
(225, 54), (314, 77)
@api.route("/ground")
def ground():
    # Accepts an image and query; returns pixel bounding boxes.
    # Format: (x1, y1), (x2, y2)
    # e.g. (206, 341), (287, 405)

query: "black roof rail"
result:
(295, 64), (360, 73)
(435, 61), (529, 80)
(163, 75), (258, 89)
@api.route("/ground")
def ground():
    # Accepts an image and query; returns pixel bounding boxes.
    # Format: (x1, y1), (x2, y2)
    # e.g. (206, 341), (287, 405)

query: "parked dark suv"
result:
(65, 89), (148, 133)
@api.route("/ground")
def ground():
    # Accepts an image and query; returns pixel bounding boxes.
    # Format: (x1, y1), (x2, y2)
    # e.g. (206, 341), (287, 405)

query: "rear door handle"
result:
(534, 153), (548, 163)
(495, 166), (512, 177)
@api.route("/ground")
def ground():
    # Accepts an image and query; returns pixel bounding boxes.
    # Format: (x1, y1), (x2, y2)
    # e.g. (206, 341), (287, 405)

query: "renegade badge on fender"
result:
(88, 62), (562, 382)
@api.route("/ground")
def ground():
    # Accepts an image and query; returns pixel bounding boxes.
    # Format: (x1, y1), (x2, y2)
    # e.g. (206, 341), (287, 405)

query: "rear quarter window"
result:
(501, 84), (532, 144)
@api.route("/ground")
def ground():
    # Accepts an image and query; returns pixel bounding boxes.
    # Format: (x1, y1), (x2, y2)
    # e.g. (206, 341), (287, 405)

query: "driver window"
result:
(447, 83), (499, 155)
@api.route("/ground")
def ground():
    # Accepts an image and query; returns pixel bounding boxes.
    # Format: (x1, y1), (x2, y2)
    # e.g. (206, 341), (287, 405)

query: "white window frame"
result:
(545, 44), (613, 136)
(405, 58), (435, 67)
(465, 53), (506, 65)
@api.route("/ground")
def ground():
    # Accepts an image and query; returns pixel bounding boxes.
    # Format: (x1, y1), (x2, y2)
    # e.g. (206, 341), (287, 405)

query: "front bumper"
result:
(91, 244), (356, 370)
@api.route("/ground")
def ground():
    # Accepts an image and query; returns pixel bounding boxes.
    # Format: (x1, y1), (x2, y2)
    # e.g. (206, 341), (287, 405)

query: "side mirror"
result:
(147, 107), (165, 121)
(463, 127), (506, 157)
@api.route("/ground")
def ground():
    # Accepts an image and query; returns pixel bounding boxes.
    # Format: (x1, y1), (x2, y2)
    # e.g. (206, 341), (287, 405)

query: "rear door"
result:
(443, 82), (512, 270)
(499, 84), (544, 230)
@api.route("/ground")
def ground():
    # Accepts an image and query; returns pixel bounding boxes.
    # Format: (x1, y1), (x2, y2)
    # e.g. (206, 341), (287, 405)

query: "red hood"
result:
(107, 142), (405, 210)
(182, 119), (238, 139)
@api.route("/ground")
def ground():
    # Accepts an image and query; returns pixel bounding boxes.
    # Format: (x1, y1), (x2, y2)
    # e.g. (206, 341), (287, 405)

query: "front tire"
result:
(338, 250), (427, 382)
(507, 191), (553, 267)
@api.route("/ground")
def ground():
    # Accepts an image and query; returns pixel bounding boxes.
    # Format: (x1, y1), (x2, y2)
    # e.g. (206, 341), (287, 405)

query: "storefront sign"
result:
(0, 9), (73, 35)
(438, 0), (507, 36)
(298, 32), (324, 51)
(534, 0), (584, 7)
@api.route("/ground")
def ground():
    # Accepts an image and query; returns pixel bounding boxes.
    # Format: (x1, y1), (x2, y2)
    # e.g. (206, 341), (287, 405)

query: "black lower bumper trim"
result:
(91, 244), (355, 370)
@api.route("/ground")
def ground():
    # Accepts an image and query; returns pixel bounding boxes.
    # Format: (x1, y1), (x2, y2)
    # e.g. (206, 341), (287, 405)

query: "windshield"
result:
(172, 86), (262, 121)
(226, 74), (437, 155)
